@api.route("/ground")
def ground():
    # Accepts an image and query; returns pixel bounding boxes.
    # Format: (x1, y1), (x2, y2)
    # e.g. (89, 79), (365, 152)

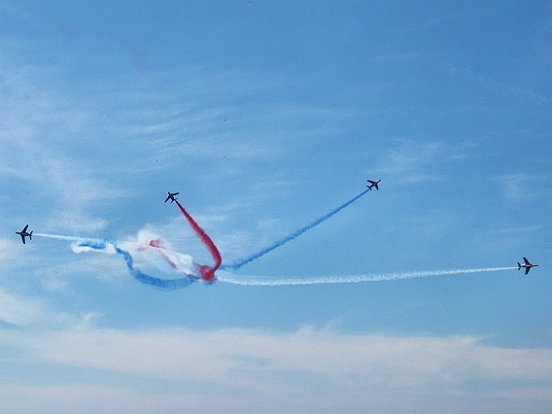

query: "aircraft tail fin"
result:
(517, 262), (521, 270)
(29, 231), (33, 240)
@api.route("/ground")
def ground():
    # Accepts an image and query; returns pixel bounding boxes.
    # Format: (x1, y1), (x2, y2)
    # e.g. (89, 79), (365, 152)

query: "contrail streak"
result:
(221, 189), (370, 271)
(216, 267), (517, 286)
(34, 233), (108, 245)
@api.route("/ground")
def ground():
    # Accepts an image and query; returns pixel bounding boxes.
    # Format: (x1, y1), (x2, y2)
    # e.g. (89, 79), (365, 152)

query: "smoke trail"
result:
(34, 197), (223, 289)
(74, 239), (198, 290)
(32, 232), (517, 289)
(175, 199), (222, 282)
(35, 230), (205, 291)
(114, 245), (196, 290)
(221, 189), (370, 271)
(34, 233), (108, 245)
(217, 267), (517, 286)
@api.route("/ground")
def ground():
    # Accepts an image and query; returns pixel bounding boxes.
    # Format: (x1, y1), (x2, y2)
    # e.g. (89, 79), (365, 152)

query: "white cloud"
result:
(0, 287), (75, 327)
(0, 384), (278, 414)
(1, 327), (551, 413)
(0, 288), (45, 326)
(0, 281), (100, 328)
(0, 237), (24, 263)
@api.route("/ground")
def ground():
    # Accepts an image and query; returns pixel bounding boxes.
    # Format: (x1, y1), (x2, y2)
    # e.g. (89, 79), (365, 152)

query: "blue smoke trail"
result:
(76, 240), (197, 290)
(221, 189), (370, 271)
(114, 246), (196, 290)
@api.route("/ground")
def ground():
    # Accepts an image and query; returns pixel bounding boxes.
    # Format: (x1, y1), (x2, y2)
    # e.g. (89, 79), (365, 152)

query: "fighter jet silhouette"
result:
(367, 179), (381, 190)
(16, 224), (33, 244)
(164, 191), (179, 203)
(518, 257), (539, 275)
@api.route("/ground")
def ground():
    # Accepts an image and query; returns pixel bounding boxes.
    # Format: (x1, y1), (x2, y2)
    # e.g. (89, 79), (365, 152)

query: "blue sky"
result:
(1, 1), (551, 413)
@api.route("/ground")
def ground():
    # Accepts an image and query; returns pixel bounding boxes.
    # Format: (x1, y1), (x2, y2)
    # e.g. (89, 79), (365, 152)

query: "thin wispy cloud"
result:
(0, 287), (85, 327)
(448, 64), (550, 106)
(0, 64), (131, 232)
(376, 139), (473, 184)
(493, 173), (550, 202)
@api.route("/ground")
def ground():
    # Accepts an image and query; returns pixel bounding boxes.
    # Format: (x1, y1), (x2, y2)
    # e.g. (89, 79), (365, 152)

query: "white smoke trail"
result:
(216, 267), (517, 286)
(34, 233), (109, 245)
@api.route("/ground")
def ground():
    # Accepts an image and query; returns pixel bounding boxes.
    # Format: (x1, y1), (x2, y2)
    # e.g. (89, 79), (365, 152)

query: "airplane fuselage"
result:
(518, 257), (539, 274)
(164, 191), (179, 203)
(16, 225), (33, 244)
(367, 179), (381, 190)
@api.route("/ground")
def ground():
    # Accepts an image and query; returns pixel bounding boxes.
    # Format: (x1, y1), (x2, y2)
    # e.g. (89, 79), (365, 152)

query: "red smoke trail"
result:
(175, 200), (222, 282)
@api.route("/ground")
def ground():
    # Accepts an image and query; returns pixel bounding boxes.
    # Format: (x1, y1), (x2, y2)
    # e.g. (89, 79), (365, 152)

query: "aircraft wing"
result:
(523, 257), (531, 265)
(525, 267), (530, 275)
(20, 234), (25, 244)
(22, 224), (28, 232)
(164, 195), (171, 203)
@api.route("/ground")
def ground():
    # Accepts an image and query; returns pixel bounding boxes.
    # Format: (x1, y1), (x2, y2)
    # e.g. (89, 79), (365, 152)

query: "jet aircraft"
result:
(164, 191), (179, 203)
(367, 179), (381, 190)
(16, 224), (33, 244)
(518, 257), (539, 275)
